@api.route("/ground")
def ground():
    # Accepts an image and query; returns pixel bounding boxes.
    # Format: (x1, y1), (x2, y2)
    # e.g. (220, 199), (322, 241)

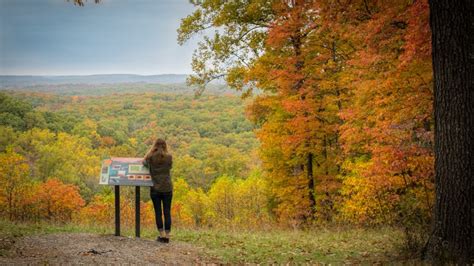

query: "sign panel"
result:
(99, 157), (153, 186)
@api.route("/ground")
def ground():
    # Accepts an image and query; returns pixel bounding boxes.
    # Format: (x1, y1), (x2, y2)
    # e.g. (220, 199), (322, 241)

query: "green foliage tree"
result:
(178, 0), (274, 95)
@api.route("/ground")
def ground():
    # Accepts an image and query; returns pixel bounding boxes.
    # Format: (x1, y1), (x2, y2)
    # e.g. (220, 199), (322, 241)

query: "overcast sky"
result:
(0, 0), (198, 75)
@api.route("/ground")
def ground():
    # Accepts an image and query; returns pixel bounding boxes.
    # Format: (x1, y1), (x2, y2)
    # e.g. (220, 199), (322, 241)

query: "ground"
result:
(0, 220), (414, 264)
(0, 233), (218, 264)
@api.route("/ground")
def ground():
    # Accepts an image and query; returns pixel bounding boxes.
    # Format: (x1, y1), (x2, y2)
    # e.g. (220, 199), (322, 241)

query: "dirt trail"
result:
(0, 233), (219, 264)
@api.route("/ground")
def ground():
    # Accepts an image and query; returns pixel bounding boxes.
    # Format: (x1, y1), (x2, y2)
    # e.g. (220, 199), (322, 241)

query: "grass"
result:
(171, 227), (405, 264)
(0, 220), (407, 264)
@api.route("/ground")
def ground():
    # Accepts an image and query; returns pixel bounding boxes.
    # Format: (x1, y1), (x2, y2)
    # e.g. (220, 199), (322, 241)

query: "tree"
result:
(0, 92), (34, 130)
(180, 0), (350, 224)
(234, 170), (271, 227)
(184, 188), (210, 227)
(425, 0), (474, 262)
(327, 0), (435, 232)
(178, 0), (274, 95)
(0, 149), (30, 221)
(207, 175), (237, 227)
(36, 179), (85, 221)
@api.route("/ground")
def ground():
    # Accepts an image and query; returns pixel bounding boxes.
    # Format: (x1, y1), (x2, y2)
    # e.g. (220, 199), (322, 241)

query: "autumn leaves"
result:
(179, 0), (433, 226)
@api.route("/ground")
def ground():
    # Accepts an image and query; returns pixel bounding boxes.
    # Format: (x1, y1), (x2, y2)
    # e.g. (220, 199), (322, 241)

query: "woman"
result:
(144, 138), (173, 243)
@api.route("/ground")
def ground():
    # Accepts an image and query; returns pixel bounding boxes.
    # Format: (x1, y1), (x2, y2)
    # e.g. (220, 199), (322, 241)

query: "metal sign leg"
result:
(135, 186), (141, 238)
(114, 185), (120, 236)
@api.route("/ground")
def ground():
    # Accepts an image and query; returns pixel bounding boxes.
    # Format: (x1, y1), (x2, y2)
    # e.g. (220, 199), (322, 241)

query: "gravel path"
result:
(0, 233), (219, 264)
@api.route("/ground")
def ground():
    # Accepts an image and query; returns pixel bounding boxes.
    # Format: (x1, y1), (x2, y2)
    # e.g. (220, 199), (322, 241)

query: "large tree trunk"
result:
(426, 0), (473, 263)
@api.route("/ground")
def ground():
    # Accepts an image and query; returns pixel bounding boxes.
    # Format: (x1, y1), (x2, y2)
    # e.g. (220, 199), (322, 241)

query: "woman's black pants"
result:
(150, 189), (173, 233)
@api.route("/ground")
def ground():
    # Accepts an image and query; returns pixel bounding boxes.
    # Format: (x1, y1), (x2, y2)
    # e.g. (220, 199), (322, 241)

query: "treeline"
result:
(0, 82), (235, 96)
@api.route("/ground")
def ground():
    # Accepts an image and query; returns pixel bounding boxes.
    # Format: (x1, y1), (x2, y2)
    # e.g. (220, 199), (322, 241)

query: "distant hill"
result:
(0, 74), (189, 87)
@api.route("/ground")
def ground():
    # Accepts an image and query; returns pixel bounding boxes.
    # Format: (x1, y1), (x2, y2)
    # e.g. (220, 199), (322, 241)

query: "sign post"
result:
(135, 186), (140, 238)
(99, 158), (152, 238)
(114, 185), (120, 236)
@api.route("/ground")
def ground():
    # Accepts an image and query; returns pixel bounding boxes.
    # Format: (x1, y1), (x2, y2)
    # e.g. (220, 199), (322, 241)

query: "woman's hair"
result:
(144, 138), (168, 160)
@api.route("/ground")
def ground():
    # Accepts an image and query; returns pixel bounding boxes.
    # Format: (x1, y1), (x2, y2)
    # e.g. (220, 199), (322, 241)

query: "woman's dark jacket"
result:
(145, 153), (173, 193)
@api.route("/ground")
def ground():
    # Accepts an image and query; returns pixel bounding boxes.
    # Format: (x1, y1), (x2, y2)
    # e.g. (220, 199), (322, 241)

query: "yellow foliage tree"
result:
(0, 149), (30, 221)
(234, 171), (271, 228)
(207, 175), (237, 228)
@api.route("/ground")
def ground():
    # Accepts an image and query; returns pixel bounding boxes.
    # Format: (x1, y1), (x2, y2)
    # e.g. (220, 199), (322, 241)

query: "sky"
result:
(0, 0), (198, 75)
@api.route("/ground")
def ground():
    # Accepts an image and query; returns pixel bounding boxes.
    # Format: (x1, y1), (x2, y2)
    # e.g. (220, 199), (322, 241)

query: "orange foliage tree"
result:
(320, 0), (434, 226)
(36, 179), (85, 222)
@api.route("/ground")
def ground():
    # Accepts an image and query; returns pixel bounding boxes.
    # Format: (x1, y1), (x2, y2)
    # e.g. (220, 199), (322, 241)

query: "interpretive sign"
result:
(99, 157), (153, 238)
(99, 157), (153, 187)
